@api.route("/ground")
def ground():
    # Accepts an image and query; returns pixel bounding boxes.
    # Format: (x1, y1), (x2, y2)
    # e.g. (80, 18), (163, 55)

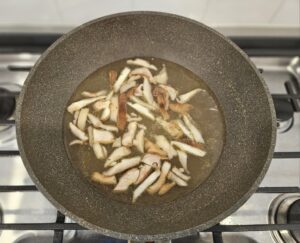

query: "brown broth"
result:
(64, 57), (225, 205)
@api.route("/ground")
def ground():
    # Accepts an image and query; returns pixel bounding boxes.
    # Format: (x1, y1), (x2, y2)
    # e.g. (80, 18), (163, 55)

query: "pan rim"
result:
(16, 11), (276, 240)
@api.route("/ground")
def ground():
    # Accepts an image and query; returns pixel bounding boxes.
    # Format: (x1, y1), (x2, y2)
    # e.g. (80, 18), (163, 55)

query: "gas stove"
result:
(0, 34), (299, 243)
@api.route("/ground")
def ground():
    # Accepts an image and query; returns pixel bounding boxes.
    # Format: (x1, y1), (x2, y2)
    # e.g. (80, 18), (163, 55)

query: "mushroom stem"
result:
(171, 141), (206, 157)
(147, 161), (171, 194)
(133, 170), (161, 203)
(91, 172), (116, 185)
(127, 102), (155, 120)
(172, 167), (191, 181)
(104, 146), (131, 168)
(69, 122), (88, 141)
(158, 182), (176, 195)
(103, 156), (141, 176)
(122, 122), (138, 147)
(113, 168), (140, 192)
(167, 172), (188, 187)
(67, 96), (105, 113)
(113, 67), (131, 93)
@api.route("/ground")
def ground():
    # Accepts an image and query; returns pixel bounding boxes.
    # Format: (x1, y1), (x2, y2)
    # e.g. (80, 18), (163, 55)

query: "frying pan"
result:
(16, 12), (276, 240)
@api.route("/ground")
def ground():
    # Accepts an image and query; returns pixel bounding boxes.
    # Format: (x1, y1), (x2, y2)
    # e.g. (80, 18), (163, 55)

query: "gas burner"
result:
(0, 88), (15, 120)
(273, 99), (294, 133)
(0, 84), (20, 145)
(269, 194), (300, 243)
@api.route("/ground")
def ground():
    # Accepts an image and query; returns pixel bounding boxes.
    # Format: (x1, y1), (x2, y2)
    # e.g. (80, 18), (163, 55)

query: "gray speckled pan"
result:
(16, 12), (276, 240)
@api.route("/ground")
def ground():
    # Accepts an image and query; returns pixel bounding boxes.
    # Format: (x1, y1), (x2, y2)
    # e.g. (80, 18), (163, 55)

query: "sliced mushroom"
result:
(93, 129), (115, 144)
(172, 167), (191, 181)
(158, 181), (176, 195)
(103, 156), (141, 176)
(143, 78), (156, 106)
(100, 123), (118, 132)
(102, 146), (108, 158)
(132, 170), (161, 203)
(104, 146), (131, 168)
(153, 86), (169, 110)
(177, 88), (204, 103)
(81, 90), (107, 98)
(147, 161), (171, 194)
(69, 140), (85, 146)
(87, 113), (101, 127)
(134, 164), (152, 185)
(122, 122), (138, 147)
(113, 168), (140, 192)
(127, 58), (157, 71)
(167, 171), (188, 187)
(69, 122), (88, 141)
(152, 64), (168, 84)
(112, 137), (121, 148)
(154, 135), (177, 159)
(110, 95), (119, 122)
(156, 117), (183, 139)
(108, 70), (118, 88)
(88, 113), (118, 132)
(130, 67), (153, 81)
(93, 100), (110, 112)
(129, 96), (157, 111)
(100, 92), (113, 121)
(133, 129), (145, 153)
(91, 172), (116, 185)
(159, 84), (178, 101)
(73, 110), (79, 124)
(67, 96), (105, 113)
(180, 138), (205, 150)
(183, 115), (205, 143)
(117, 93), (127, 131)
(144, 138), (168, 157)
(127, 102), (155, 120)
(169, 103), (193, 115)
(171, 141), (206, 157)
(177, 150), (189, 173)
(87, 126), (94, 146)
(175, 119), (194, 140)
(113, 67), (131, 93)
(93, 143), (107, 160)
(120, 80), (137, 93)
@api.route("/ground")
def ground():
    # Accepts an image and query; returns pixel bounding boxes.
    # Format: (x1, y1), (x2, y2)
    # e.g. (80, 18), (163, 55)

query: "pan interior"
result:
(64, 57), (225, 205)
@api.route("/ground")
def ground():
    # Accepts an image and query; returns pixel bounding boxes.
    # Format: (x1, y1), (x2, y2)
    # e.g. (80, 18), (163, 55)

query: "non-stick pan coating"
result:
(16, 12), (276, 240)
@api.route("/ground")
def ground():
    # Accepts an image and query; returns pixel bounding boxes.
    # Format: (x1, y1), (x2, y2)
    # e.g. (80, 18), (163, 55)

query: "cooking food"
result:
(65, 57), (223, 203)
